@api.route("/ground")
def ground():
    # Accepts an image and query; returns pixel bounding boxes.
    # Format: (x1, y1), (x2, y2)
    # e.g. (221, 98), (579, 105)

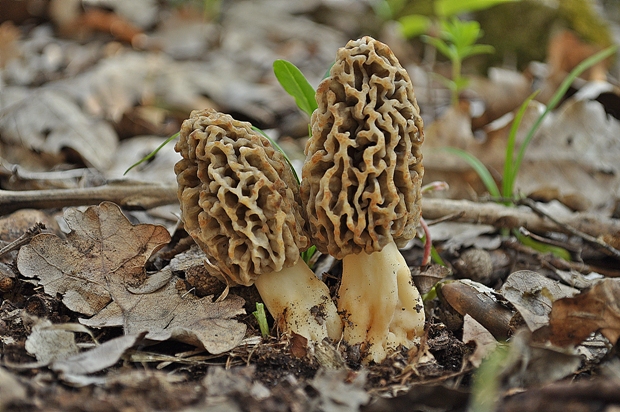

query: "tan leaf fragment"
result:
(501, 270), (579, 332)
(463, 314), (498, 368)
(25, 319), (81, 365)
(309, 368), (370, 412)
(17, 202), (170, 316)
(547, 279), (620, 346)
(0, 367), (26, 409)
(51, 332), (146, 378)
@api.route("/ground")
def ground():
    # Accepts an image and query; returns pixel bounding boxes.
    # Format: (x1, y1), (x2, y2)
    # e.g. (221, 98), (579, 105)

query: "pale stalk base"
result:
(254, 259), (342, 342)
(338, 242), (425, 363)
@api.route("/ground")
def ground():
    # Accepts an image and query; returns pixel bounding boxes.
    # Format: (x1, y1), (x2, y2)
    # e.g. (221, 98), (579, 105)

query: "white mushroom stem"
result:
(254, 259), (342, 342)
(338, 242), (425, 363)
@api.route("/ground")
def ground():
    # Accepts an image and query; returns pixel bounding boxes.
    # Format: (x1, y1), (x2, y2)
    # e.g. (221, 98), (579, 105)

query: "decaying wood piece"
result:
(422, 198), (620, 238)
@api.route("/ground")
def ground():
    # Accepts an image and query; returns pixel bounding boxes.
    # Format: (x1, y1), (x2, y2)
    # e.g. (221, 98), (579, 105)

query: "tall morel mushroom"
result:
(301, 36), (425, 363)
(175, 108), (342, 342)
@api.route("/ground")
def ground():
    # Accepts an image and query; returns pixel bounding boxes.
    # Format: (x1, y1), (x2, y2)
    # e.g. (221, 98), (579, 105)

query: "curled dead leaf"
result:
(544, 279), (620, 347)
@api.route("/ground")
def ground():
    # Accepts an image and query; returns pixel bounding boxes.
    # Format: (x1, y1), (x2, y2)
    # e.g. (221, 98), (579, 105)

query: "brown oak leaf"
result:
(17, 202), (247, 354)
(83, 269), (247, 354)
(17, 202), (169, 316)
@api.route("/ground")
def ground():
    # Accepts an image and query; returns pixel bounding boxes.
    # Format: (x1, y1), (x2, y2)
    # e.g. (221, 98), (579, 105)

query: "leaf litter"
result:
(17, 202), (246, 356)
(2, 0), (620, 411)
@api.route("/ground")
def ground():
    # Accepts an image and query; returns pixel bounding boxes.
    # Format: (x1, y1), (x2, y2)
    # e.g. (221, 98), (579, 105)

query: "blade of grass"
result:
(506, 45), (617, 194)
(273, 59), (318, 117)
(514, 230), (572, 261)
(124, 132), (179, 175)
(441, 147), (501, 198)
(501, 90), (539, 201)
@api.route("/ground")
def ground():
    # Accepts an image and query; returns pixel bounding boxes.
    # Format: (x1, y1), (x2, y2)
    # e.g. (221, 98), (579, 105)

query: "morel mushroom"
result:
(175, 108), (342, 342)
(301, 36), (425, 363)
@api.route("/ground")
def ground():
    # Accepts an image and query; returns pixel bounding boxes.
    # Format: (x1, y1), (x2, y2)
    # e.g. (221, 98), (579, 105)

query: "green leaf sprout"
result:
(252, 302), (270, 338)
(273, 59), (318, 117)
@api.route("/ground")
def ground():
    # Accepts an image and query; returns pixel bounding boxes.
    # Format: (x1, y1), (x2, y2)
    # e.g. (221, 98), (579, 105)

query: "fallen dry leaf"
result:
(309, 368), (369, 412)
(17, 202), (247, 354)
(17, 202), (170, 316)
(25, 319), (81, 365)
(0, 87), (118, 171)
(501, 270), (579, 332)
(463, 314), (497, 368)
(546, 278), (620, 347)
(84, 269), (247, 354)
(501, 329), (582, 388)
(51, 332), (147, 385)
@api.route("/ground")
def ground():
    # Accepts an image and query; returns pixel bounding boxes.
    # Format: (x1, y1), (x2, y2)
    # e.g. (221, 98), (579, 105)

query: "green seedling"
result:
(252, 302), (270, 338)
(377, 0), (519, 37)
(422, 17), (494, 106)
(376, 0), (516, 105)
(435, 0), (518, 17)
(442, 45), (617, 258)
(273, 59), (318, 118)
(446, 45), (617, 201)
(515, 230), (572, 261)
(273, 59), (320, 264)
(504, 45), (617, 198)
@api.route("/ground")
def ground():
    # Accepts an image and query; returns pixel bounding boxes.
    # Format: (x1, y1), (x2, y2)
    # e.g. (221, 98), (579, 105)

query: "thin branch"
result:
(517, 197), (620, 259)
(0, 182), (178, 216)
(0, 223), (45, 257)
(503, 238), (620, 277)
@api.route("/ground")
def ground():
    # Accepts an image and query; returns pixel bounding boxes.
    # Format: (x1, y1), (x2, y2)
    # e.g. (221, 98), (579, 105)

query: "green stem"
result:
(451, 56), (461, 106)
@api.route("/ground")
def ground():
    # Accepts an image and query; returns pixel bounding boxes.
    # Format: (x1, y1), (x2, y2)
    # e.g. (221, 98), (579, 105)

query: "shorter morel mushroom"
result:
(175, 108), (342, 342)
(302, 36), (425, 363)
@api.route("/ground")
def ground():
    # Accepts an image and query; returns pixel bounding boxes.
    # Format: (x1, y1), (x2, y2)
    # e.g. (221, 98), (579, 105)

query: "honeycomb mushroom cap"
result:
(301, 36), (424, 259)
(175, 109), (309, 286)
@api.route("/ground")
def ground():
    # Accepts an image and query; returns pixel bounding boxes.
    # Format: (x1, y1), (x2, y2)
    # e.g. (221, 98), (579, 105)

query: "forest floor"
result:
(1, 1), (620, 411)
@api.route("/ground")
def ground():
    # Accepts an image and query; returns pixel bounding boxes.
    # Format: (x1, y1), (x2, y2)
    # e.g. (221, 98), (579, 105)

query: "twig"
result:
(422, 198), (620, 239)
(517, 197), (620, 259)
(424, 211), (465, 226)
(504, 238), (620, 277)
(0, 182), (178, 216)
(0, 223), (45, 257)
(518, 227), (581, 254)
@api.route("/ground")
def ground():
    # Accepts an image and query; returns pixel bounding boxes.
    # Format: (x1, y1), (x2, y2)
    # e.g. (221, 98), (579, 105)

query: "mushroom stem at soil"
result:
(339, 243), (425, 363)
(254, 259), (342, 341)
(175, 108), (342, 343)
(302, 36), (425, 363)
